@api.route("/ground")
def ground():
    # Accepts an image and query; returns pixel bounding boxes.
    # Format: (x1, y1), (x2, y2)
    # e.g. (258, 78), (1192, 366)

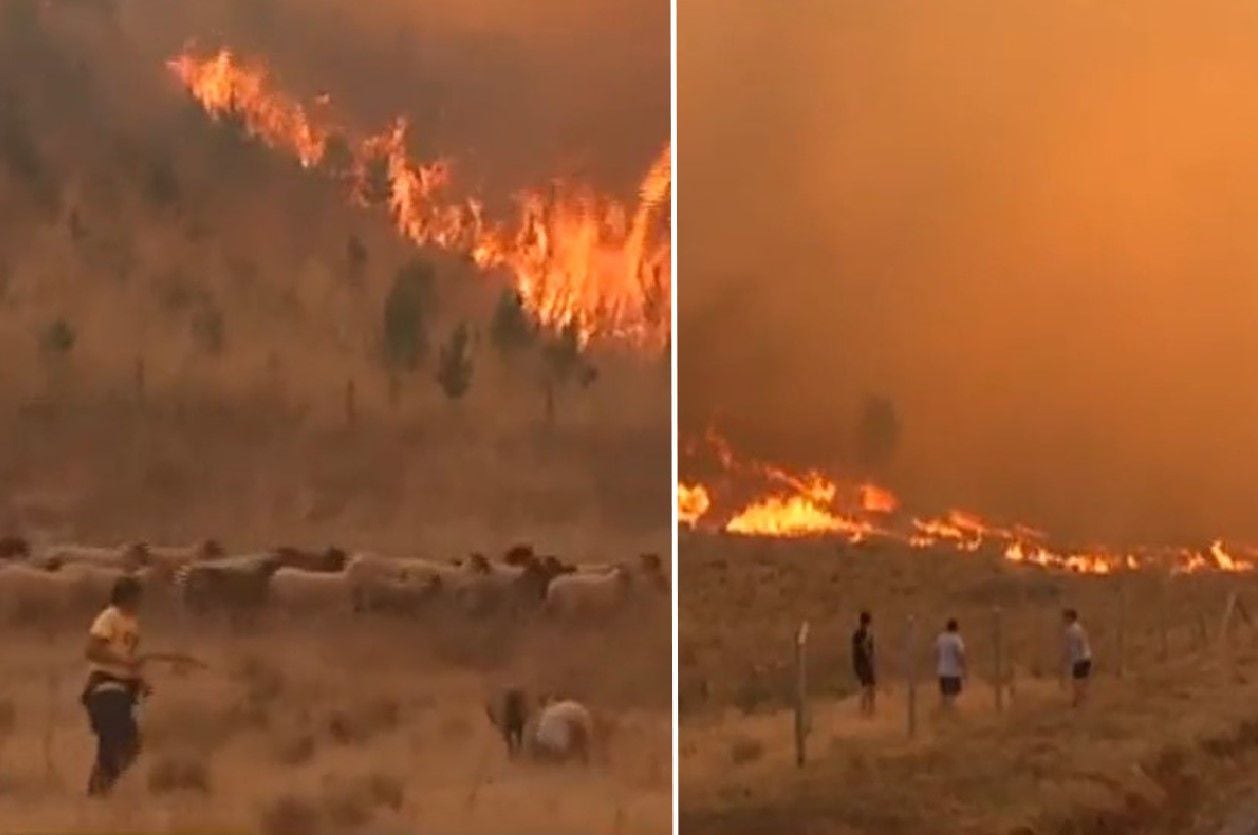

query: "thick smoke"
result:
(681, 0), (1258, 544)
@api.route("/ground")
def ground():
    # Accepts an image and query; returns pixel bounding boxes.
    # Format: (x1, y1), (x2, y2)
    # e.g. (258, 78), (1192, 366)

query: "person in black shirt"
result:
(852, 610), (876, 717)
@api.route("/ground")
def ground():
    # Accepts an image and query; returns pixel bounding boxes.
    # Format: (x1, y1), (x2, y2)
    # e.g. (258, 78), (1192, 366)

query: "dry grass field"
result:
(679, 532), (1258, 835)
(0, 599), (671, 835)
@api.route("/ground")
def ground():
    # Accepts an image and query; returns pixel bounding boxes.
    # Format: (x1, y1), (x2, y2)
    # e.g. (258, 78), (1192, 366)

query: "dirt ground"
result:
(679, 532), (1258, 834)
(0, 604), (672, 835)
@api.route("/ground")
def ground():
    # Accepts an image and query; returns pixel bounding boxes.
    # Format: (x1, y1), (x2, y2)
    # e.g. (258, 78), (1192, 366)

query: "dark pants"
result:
(83, 681), (140, 796)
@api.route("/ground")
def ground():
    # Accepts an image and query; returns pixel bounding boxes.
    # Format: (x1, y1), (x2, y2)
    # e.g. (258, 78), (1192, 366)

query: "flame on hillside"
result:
(168, 47), (670, 351)
(679, 428), (1255, 575)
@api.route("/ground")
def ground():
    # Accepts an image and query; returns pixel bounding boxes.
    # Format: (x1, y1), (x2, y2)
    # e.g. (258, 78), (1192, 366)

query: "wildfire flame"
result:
(681, 428), (1256, 575)
(725, 495), (873, 540)
(860, 483), (899, 514)
(167, 47), (670, 351)
(678, 483), (711, 529)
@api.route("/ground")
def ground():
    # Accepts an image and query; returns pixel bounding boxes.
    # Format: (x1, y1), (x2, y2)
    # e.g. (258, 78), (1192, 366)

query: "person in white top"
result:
(936, 618), (966, 711)
(1061, 608), (1092, 708)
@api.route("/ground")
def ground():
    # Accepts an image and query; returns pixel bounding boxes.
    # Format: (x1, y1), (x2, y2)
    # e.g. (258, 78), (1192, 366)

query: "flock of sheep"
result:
(0, 537), (669, 626)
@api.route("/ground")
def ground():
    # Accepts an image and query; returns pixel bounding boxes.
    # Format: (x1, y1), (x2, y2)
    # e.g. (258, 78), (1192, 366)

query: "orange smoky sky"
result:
(100, 0), (667, 196)
(680, 0), (1258, 543)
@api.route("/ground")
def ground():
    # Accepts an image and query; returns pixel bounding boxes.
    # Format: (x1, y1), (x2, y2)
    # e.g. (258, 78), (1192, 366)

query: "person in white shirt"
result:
(1061, 608), (1093, 708)
(936, 618), (966, 711)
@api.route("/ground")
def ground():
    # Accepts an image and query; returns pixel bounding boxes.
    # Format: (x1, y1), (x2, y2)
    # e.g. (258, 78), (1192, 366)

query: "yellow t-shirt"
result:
(88, 605), (140, 680)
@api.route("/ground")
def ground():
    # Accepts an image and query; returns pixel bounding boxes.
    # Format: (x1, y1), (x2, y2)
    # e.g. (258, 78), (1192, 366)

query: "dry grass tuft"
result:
(270, 726), (317, 766)
(147, 752), (211, 794)
(729, 737), (763, 766)
(0, 697), (16, 741)
(260, 793), (324, 835)
(321, 770), (406, 828)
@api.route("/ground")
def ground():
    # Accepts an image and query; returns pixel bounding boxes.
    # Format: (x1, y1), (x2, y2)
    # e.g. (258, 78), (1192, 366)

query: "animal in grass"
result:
(344, 552), (447, 614)
(484, 687), (599, 765)
(0, 563), (152, 623)
(267, 566), (353, 616)
(458, 551), (573, 616)
(176, 553), (281, 613)
(543, 562), (645, 621)
(33, 542), (148, 572)
(0, 563), (84, 623)
(527, 696), (597, 765)
(485, 686), (530, 758)
(135, 539), (225, 583)
(269, 545), (348, 573)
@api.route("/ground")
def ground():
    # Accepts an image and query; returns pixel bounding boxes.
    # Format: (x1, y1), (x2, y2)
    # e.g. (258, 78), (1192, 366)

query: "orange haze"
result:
(681, 0), (1258, 543)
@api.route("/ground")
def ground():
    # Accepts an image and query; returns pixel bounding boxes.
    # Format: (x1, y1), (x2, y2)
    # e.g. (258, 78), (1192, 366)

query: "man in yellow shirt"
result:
(82, 576), (147, 795)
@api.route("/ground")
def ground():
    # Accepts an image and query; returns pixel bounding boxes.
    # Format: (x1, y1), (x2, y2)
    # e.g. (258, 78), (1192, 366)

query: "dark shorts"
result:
(854, 664), (875, 687)
(82, 676), (140, 795)
(1072, 660), (1092, 680)
(85, 684), (138, 740)
(939, 676), (962, 697)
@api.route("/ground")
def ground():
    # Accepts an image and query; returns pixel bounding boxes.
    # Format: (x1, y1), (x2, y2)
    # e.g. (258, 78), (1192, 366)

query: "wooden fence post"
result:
(993, 606), (1004, 713)
(906, 614), (918, 740)
(794, 621), (810, 768)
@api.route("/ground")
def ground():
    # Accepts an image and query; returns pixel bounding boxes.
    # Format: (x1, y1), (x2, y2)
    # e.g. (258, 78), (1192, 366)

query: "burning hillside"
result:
(168, 46), (671, 352)
(680, 428), (1255, 576)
